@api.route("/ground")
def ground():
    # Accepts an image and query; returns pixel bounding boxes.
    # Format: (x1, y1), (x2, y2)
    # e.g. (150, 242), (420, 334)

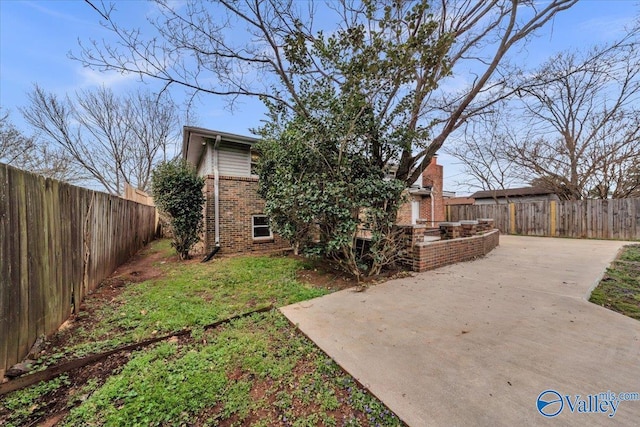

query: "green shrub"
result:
(151, 159), (205, 259)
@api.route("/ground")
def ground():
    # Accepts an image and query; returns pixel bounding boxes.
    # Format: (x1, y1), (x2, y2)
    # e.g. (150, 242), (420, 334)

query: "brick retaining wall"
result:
(396, 225), (500, 272)
(412, 229), (499, 272)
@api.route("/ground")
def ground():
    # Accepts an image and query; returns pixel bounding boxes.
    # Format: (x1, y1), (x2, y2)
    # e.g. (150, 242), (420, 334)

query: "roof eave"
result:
(182, 126), (259, 168)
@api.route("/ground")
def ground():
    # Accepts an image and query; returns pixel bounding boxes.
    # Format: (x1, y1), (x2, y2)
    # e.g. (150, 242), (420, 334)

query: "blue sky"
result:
(1, 0), (639, 194)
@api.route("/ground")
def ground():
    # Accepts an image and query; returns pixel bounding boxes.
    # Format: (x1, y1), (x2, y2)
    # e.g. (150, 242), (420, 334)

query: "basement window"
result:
(252, 215), (273, 239)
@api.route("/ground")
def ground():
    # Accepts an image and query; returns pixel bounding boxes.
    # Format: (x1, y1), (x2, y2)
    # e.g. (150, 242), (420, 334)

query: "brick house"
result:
(182, 127), (290, 255)
(395, 156), (445, 226)
(183, 126), (446, 254)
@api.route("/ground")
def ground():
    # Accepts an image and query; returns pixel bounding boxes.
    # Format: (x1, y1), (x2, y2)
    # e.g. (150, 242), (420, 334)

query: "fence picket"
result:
(0, 163), (156, 373)
(447, 198), (640, 241)
(0, 165), (9, 376)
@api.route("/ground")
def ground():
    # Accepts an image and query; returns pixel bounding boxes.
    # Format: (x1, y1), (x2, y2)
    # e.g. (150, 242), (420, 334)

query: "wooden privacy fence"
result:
(123, 182), (160, 234)
(0, 163), (157, 376)
(447, 198), (640, 240)
(124, 183), (155, 206)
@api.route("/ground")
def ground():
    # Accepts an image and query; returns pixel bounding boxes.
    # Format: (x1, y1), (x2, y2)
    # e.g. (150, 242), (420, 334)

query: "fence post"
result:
(509, 202), (516, 235)
(549, 200), (557, 236)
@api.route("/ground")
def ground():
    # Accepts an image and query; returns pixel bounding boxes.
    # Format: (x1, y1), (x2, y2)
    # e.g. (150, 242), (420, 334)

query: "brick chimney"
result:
(422, 156), (445, 223)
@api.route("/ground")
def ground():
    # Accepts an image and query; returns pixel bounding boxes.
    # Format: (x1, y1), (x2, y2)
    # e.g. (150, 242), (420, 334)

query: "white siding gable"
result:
(218, 141), (251, 177)
(197, 143), (212, 176)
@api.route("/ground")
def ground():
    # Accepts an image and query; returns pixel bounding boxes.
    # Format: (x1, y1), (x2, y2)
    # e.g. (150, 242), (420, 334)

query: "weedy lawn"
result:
(590, 244), (640, 320)
(0, 240), (404, 426)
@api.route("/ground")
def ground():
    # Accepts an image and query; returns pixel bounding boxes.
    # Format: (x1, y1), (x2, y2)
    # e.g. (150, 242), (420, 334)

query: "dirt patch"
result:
(108, 245), (170, 283)
(297, 265), (357, 291)
(36, 244), (175, 356)
(295, 256), (413, 292)
(0, 350), (133, 427)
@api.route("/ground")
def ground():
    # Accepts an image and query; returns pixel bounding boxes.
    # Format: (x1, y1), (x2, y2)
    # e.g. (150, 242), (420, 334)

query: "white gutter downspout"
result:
(213, 135), (221, 247)
(431, 188), (436, 228)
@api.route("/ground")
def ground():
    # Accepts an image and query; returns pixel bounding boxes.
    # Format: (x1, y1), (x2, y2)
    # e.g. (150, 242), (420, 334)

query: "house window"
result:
(252, 215), (272, 239)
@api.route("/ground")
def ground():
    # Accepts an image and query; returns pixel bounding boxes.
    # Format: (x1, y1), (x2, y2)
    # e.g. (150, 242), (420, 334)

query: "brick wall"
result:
(412, 229), (499, 272)
(396, 191), (416, 225)
(422, 156), (445, 222)
(396, 193), (443, 226)
(396, 225), (500, 272)
(395, 225), (426, 266)
(203, 175), (290, 254)
(396, 156), (445, 225)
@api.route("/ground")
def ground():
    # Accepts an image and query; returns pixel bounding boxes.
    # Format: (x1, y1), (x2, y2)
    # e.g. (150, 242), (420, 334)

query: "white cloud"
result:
(76, 66), (139, 89)
(575, 16), (637, 41)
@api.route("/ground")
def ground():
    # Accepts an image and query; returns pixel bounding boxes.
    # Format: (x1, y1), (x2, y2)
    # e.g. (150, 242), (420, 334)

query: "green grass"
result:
(590, 244), (640, 320)
(95, 255), (324, 337)
(619, 245), (640, 262)
(58, 240), (327, 356)
(1, 374), (71, 427)
(63, 312), (403, 426)
(1, 239), (404, 426)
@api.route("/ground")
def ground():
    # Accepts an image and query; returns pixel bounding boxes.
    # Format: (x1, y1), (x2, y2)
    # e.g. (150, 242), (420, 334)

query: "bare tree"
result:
(76, 0), (577, 186)
(1, 109), (83, 182)
(22, 86), (179, 194)
(613, 163), (640, 198)
(444, 110), (520, 196)
(507, 30), (640, 200)
(0, 109), (33, 165)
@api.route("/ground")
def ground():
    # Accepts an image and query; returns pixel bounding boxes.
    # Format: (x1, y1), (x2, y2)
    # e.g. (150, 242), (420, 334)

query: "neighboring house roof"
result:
(444, 197), (475, 206)
(182, 126), (258, 166)
(470, 186), (554, 199)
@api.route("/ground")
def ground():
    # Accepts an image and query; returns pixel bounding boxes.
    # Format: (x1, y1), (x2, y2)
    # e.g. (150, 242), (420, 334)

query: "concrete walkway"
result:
(281, 236), (640, 426)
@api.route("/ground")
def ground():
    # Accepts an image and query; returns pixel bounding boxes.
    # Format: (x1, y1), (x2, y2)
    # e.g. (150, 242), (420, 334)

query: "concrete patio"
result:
(281, 236), (640, 426)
